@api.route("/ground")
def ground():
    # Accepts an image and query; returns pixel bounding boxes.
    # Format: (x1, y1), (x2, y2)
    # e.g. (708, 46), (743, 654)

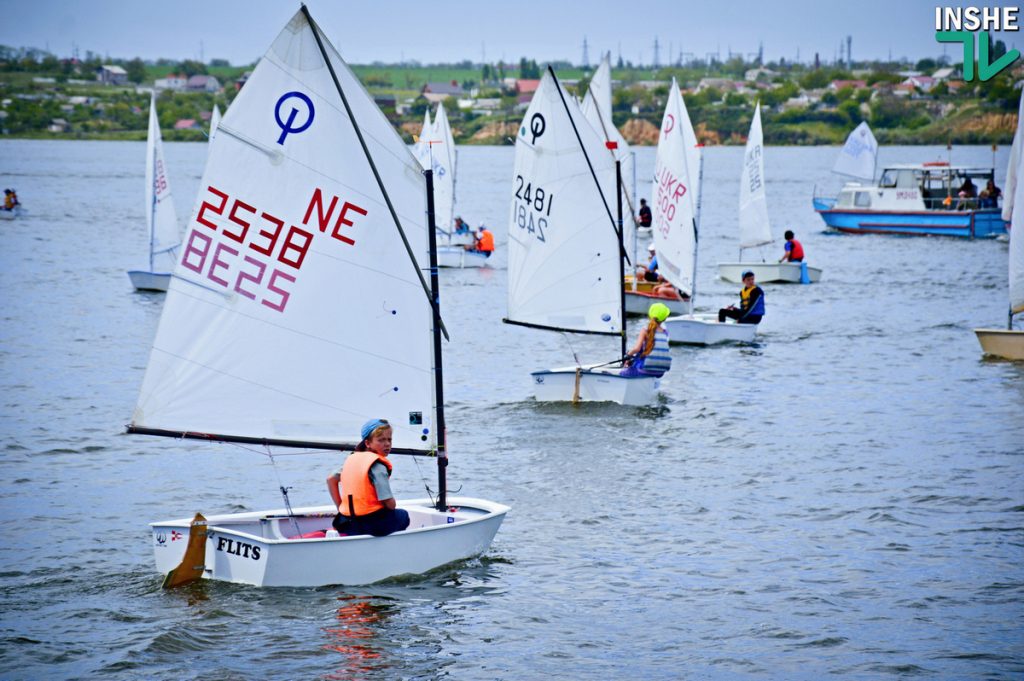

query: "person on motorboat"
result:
(637, 243), (663, 283)
(474, 223), (494, 257)
(621, 302), (672, 377)
(718, 270), (765, 325)
(637, 198), (652, 228)
(327, 418), (410, 537)
(979, 180), (1002, 209)
(779, 230), (804, 263)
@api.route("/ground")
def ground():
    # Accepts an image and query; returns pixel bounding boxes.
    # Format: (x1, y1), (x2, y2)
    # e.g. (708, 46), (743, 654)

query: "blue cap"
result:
(360, 418), (389, 440)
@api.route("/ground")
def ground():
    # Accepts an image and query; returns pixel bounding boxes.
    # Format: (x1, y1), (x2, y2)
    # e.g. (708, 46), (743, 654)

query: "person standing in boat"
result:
(327, 419), (410, 537)
(779, 230), (804, 263)
(474, 223), (495, 257)
(637, 198), (652, 228)
(621, 302), (673, 377)
(718, 270), (765, 325)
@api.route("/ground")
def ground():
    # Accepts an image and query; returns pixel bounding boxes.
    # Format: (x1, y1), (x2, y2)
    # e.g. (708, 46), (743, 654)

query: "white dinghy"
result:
(717, 103), (822, 284)
(127, 93), (181, 292)
(130, 8), (507, 588)
(655, 80), (758, 346)
(504, 67), (664, 406)
(975, 91), (1024, 360)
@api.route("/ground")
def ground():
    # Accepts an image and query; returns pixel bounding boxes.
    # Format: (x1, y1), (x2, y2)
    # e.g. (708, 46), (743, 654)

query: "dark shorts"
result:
(333, 508), (410, 537)
(643, 270), (660, 282)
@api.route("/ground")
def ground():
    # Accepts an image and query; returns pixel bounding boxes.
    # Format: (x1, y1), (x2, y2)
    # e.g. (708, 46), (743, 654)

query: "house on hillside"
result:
(186, 75), (221, 93)
(514, 79), (540, 95)
(745, 67), (778, 82)
(155, 73), (187, 91)
(932, 67), (957, 81)
(97, 65), (128, 86)
(695, 78), (735, 93)
(829, 79), (866, 91)
(235, 71), (251, 91)
(174, 119), (200, 130)
(48, 118), (70, 133)
(422, 81), (464, 104)
(902, 75), (936, 92)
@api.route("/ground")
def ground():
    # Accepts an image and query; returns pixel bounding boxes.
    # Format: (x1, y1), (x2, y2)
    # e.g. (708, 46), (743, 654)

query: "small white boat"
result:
(0, 206), (23, 220)
(624, 289), (690, 316)
(974, 91), (1024, 360)
(130, 8), (507, 588)
(717, 261), (822, 284)
(438, 245), (489, 268)
(127, 93), (180, 293)
(663, 313), (758, 346)
(505, 68), (666, 405)
(717, 103), (822, 284)
(652, 80), (759, 346)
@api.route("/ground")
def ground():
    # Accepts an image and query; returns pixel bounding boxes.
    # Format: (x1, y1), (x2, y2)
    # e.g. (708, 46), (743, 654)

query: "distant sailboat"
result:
(127, 93), (181, 292)
(975, 92), (1024, 360)
(655, 80), (758, 346)
(131, 8), (507, 587)
(209, 103), (221, 141)
(504, 67), (665, 406)
(717, 103), (823, 284)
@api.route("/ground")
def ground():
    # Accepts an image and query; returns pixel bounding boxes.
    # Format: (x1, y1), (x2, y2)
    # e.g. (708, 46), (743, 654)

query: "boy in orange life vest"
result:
(327, 418), (410, 537)
(779, 230), (804, 263)
(474, 223), (494, 257)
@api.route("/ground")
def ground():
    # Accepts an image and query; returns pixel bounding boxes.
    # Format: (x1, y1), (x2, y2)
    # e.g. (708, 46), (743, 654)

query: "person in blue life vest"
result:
(779, 230), (804, 263)
(327, 418), (410, 537)
(718, 270), (765, 324)
(620, 302), (673, 377)
(637, 243), (663, 282)
(453, 216), (470, 234)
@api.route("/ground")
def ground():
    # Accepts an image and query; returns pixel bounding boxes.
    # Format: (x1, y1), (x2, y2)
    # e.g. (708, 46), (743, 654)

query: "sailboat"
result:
(127, 93), (181, 292)
(975, 92), (1024, 360)
(717, 103), (823, 284)
(432, 103), (487, 268)
(209, 103), (221, 140)
(656, 80), (758, 346)
(504, 67), (665, 406)
(130, 8), (507, 588)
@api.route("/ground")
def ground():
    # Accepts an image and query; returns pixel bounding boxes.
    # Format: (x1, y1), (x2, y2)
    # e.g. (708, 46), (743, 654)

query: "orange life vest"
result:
(787, 239), (804, 260)
(477, 230), (494, 252)
(338, 451), (393, 517)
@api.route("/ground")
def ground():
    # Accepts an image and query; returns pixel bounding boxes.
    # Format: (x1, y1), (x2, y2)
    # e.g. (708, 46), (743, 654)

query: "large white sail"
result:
(833, 121), (877, 180)
(738, 102), (773, 250)
(1003, 91), (1024, 222)
(651, 79), (700, 297)
(1010, 97), (1024, 315)
(581, 54), (636, 250)
(210, 104), (221, 141)
(413, 108), (432, 170)
(506, 69), (621, 335)
(145, 93), (181, 273)
(430, 102), (457, 232)
(132, 10), (437, 452)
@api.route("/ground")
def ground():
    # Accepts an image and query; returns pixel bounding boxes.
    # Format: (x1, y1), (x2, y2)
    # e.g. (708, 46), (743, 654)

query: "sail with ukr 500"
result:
(130, 7), (507, 587)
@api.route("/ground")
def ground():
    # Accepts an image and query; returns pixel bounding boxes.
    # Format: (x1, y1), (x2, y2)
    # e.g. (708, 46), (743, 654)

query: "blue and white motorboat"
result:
(813, 162), (1007, 238)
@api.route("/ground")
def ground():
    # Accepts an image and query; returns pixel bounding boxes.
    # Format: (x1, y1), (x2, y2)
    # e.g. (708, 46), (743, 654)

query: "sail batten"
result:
(132, 9), (439, 452)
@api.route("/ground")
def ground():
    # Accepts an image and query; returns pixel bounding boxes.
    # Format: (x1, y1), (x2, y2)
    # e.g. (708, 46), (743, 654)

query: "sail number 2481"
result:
(513, 175), (553, 243)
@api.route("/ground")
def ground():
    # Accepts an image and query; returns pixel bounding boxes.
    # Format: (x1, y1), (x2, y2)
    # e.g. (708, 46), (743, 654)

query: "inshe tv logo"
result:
(935, 6), (1021, 81)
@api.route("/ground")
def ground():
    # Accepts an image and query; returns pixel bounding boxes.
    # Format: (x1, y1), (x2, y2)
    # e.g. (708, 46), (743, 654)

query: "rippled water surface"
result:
(1, 139), (1022, 680)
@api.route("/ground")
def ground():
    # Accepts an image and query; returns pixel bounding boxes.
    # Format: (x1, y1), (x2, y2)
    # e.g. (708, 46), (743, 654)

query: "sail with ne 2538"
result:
(506, 69), (620, 335)
(132, 10), (437, 452)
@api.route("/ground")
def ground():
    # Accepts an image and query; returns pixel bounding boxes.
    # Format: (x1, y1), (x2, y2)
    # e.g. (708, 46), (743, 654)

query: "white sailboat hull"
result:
(151, 497), (508, 587)
(717, 261), (822, 284)
(663, 313), (759, 345)
(0, 206), (23, 220)
(127, 270), (172, 292)
(974, 328), (1024, 360)
(437, 246), (490, 268)
(625, 290), (691, 316)
(446, 232), (476, 247)
(530, 364), (661, 406)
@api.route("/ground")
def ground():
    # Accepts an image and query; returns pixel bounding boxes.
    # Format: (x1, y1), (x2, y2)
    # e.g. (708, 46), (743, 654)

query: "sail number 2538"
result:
(513, 175), (553, 243)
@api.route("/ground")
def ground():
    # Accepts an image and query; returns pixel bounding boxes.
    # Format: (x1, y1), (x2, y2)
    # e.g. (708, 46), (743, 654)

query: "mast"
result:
(617, 160), (627, 358)
(424, 169), (448, 510)
(149, 138), (157, 273)
(631, 150), (638, 292)
(691, 145), (705, 310)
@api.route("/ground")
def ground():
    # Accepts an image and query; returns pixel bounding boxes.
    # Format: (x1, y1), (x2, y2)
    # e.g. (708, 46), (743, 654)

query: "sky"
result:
(1, 0), (1022, 67)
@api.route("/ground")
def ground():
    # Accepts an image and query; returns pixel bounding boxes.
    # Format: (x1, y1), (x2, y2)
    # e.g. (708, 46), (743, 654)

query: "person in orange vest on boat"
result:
(327, 418), (410, 537)
(474, 223), (494, 257)
(779, 230), (804, 263)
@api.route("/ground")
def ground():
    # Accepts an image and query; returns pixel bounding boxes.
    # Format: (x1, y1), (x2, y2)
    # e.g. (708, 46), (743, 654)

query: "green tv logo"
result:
(935, 6), (1021, 81)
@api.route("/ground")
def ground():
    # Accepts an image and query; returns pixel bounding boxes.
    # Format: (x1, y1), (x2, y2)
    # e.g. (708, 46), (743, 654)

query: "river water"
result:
(0, 139), (1021, 680)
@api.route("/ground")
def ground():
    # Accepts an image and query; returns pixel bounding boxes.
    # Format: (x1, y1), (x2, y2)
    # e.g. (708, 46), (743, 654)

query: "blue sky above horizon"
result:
(1, 0), (1022, 67)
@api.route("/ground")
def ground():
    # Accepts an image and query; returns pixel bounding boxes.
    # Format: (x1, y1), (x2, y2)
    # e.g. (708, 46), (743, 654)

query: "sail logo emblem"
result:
(527, 113), (546, 144)
(275, 91), (315, 144)
(663, 114), (675, 141)
(935, 7), (1020, 81)
(155, 532), (167, 546)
